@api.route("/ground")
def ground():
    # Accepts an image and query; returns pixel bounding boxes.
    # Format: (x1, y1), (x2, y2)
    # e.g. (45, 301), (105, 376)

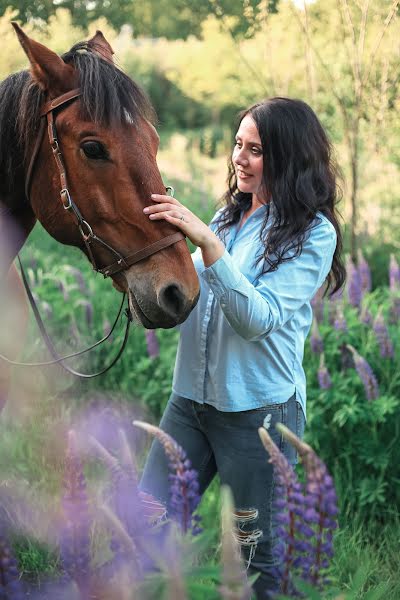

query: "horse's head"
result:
(12, 24), (199, 328)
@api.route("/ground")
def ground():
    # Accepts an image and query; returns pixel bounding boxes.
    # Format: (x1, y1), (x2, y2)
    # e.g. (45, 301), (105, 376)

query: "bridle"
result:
(0, 88), (184, 378)
(27, 88), (184, 277)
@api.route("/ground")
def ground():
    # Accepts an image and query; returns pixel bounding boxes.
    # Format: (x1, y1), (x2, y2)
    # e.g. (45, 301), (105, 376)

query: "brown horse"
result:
(0, 25), (199, 408)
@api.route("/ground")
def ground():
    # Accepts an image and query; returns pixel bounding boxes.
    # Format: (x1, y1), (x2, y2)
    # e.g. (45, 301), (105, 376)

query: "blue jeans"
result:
(140, 392), (305, 599)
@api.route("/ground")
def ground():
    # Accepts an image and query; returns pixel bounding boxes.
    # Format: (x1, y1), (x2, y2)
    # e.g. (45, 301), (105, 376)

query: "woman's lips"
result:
(237, 170), (252, 179)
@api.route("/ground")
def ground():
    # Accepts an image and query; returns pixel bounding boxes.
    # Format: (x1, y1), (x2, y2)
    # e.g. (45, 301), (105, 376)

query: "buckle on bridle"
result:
(60, 188), (72, 210)
(79, 220), (94, 241)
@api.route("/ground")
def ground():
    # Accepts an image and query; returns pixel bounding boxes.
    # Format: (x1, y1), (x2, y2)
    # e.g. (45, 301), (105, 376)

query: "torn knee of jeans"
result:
(232, 507), (259, 526)
(233, 527), (263, 569)
(139, 490), (167, 524)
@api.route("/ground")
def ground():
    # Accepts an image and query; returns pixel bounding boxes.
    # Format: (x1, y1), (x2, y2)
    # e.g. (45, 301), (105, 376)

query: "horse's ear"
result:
(11, 22), (76, 95)
(87, 30), (114, 64)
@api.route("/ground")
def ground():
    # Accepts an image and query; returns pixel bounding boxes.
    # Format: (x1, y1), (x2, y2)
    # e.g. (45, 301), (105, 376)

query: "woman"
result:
(140, 97), (345, 597)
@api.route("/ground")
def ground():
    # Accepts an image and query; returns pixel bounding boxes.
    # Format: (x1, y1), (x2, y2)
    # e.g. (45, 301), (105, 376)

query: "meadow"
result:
(1, 2), (400, 596)
(0, 136), (399, 599)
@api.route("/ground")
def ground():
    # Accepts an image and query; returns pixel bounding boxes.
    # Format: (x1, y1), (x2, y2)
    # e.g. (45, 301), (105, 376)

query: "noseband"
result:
(26, 88), (184, 278)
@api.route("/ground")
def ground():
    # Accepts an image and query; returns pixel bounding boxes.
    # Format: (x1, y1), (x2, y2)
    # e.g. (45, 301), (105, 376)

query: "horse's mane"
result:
(0, 41), (156, 208)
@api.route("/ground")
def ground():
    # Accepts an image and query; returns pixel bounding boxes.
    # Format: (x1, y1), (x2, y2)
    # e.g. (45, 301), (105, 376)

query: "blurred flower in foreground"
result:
(347, 345), (379, 401)
(0, 532), (24, 599)
(59, 430), (91, 597)
(219, 486), (252, 600)
(133, 421), (201, 535)
(259, 424), (338, 596)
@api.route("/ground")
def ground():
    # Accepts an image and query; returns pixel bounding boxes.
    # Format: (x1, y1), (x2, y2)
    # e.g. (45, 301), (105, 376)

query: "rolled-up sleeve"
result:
(201, 221), (337, 341)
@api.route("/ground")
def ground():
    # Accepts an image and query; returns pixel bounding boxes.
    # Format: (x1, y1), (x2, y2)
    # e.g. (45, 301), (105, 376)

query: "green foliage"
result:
(304, 287), (400, 521)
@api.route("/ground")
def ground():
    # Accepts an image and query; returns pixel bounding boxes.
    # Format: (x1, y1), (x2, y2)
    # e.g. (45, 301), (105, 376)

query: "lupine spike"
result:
(333, 304), (347, 332)
(145, 329), (160, 359)
(275, 424), (338, 590)
(389, 293), (400, 325)
(373, 310), (394, 359)
(347, 345), (379, 401)
(389, 254), (400, 291)
(357, 249), (372, 294)
(59, 430), (92, 597)
(258, 427), (304, 596)
(133, 421), (201, 535)
(0, 533), (24, 599)
(310, 318), (324, 354)
(310, 286), (325, 323)
(360, 302), (373, 326)
(219, 486), (252, 600)
(318, 353), (332, 389)
(346, 256), (362, 308)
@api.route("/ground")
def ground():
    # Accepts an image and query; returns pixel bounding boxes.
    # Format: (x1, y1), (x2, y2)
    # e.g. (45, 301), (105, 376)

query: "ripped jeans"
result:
(139, 392), (305, 599)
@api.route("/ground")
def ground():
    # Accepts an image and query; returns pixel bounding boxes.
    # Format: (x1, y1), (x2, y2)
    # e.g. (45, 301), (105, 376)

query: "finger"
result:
(148, 210), (186, 222)
(144, 203), (175, 215)
(151, 194), (181, 206)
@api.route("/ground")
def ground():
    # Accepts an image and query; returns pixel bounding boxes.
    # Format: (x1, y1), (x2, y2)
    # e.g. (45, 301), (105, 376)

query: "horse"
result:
(0, 24), (200, 410)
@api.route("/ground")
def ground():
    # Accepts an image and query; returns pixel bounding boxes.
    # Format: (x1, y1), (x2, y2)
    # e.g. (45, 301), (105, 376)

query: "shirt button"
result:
(209, 275), (215, 283)
(221, 302), (226, 308)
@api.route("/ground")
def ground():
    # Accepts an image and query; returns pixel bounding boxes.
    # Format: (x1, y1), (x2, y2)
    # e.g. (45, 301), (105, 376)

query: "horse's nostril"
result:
(159, 283), (186, 318)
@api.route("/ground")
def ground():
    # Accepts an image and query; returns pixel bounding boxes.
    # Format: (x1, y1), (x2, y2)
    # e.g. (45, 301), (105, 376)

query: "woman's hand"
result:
(144, 194), (225, 267)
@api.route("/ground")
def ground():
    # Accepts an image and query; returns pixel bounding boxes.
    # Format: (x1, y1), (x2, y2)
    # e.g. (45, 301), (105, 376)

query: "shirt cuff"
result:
(201, 249), (243, 298)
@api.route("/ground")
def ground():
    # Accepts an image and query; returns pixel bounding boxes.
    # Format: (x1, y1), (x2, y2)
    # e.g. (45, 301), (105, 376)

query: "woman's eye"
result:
(81, 141), (109, 160)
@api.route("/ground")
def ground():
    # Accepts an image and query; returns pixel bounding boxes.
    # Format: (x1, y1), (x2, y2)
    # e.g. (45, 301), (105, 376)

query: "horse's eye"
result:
(81, 141), (109, 160)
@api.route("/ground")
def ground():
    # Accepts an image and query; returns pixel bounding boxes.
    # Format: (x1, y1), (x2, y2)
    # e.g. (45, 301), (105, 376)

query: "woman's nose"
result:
(234, 150), (248, 166)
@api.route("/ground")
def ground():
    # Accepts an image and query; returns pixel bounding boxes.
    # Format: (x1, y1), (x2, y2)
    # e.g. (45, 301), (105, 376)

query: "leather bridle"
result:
(26, 88), (185, 278)
(0, 89), (185, 378)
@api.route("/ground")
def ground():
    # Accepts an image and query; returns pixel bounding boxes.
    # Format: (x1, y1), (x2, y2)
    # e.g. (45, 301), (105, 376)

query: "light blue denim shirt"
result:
(172, 204), (337, 418)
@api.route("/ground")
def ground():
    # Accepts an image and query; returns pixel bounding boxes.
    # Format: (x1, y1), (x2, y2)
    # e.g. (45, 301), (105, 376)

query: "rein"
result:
(0, 89), (183, 378)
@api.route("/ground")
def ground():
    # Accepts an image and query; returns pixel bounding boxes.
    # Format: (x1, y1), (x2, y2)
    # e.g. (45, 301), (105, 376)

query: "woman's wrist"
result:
(200, 237), (225, 267)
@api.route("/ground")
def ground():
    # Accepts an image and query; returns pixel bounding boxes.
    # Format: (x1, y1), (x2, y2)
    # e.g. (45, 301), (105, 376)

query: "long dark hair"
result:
(215, 97), (346, 296)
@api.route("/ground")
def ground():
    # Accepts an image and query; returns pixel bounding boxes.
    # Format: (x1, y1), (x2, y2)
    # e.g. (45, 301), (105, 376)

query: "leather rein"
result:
(1, 88), (184, 378)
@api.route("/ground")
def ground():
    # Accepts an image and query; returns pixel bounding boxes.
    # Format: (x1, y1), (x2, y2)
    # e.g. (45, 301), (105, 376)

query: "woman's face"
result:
(232, 114), (265, 202)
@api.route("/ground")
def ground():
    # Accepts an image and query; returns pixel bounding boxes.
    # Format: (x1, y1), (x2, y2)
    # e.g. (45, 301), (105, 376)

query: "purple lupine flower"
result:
(310, 286), (325, 323)
(389, 294), (400, 325)
(357, 249), (372, 294)
(389, 254), (400, 291)
(318, 354), (332, 389)
(333, 305), (347, 332)
(258, 427), (305, 597)
(347, 345), (379, 401)
(59, 430), (91, 596)
(346, 257), (362, 308)
(269, 424), (338, 592)
(145, 329), (160, 359)
(64, 265), (87, 293)
(360, 303), (373, 326)
(373, 311), (394, 359)
(219, 486), (252, 600)
(310, 318), (324, 354)
(294, 432), (338, 589)
(133, 421), (201, 535)
(58, 280), (69, 301)
(0, 533), (24, 599)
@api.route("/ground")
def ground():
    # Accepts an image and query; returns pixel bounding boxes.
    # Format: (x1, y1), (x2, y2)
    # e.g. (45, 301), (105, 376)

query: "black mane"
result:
(0, 41), (155, 209)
